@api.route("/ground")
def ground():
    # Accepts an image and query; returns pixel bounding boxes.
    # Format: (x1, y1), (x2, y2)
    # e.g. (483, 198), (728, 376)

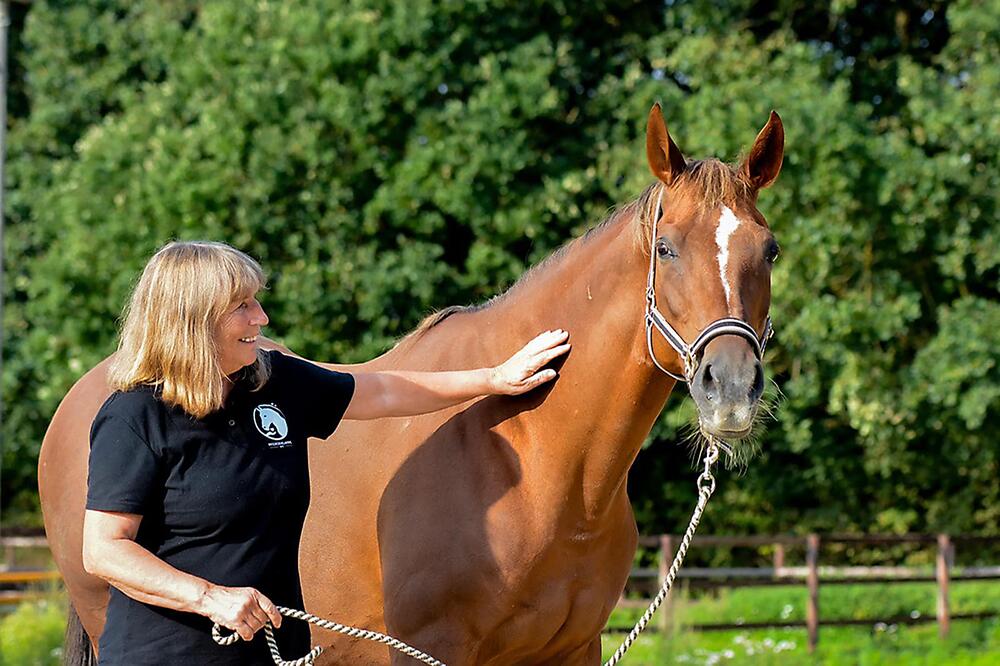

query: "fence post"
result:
(773, 543), (785, 571)
(936, 534), (952, 639)
(806, 534), (820, 653)
(658, 534), (675, 632)
(3, 541), (14, 570)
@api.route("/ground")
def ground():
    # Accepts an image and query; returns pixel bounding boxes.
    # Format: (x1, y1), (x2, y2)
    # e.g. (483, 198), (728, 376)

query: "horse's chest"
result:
(480, 529), (635, 657)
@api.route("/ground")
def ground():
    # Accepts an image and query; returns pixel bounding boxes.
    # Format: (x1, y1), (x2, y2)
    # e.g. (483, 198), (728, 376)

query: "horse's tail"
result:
(63, 603), (96, 666)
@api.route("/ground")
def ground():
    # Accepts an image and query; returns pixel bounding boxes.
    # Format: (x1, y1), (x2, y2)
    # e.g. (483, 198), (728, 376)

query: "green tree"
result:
(4, 1), (996, 544)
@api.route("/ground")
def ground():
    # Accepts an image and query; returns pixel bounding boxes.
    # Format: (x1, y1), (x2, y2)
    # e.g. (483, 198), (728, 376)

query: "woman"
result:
(82, 241), (570, 664)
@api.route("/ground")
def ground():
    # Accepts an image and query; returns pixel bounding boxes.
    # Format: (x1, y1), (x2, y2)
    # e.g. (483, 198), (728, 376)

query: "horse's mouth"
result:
(699, 415), (756, 442)
(711, 425), (754, 440)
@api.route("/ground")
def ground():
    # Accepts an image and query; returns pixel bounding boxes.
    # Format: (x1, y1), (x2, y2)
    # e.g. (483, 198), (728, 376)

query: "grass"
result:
(3, 583), (999, 664)
(602, 581), (1000, 664)
(0, 598), (66, 666)
(602, 622), (1000, 665)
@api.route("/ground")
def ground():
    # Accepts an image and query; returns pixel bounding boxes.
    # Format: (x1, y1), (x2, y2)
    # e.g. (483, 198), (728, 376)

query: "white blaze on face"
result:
(715, 206), (742, 312)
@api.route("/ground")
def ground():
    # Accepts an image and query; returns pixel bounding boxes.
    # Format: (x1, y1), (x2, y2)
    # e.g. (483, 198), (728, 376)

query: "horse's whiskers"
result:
(677, 378), (782, 471)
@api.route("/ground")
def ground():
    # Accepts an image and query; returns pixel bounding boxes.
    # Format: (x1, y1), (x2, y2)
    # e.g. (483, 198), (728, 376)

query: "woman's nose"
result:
(252, 301), (269, 326)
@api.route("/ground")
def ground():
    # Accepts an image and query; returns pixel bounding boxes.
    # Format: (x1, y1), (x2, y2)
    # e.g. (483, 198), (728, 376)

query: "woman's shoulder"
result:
(263, 349), (312, 374)
(98, 385), (164, 421)
(91, 386), (170, 448)
(263, 349), (349, 380)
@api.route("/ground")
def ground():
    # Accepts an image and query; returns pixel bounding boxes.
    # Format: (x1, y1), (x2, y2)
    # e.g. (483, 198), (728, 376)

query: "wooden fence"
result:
(618, 533), (1000, 652)
(1, 535), (54, 607)
(4, 531), (1000, 652)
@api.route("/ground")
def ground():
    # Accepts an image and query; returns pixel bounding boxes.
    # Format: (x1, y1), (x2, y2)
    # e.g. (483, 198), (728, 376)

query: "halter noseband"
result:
(644, 188), (774, 382)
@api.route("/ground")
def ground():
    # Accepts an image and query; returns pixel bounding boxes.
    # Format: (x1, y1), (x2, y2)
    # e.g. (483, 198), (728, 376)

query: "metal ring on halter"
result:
(696, 471), (716, 495)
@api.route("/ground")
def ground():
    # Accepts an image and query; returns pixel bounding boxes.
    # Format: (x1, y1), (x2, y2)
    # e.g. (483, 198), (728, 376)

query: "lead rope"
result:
(210, 440), (719, 666)
(603, 439), (720, 666)
(211, 607), (446, 666)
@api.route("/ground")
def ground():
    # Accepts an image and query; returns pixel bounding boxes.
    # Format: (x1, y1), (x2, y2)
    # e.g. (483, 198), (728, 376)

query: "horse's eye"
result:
(765, 241), (780, 264)
(656, 239), (677, 260)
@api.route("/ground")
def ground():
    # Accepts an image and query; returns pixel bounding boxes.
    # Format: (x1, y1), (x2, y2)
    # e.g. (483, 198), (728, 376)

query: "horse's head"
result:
(643, 103), (783, 444)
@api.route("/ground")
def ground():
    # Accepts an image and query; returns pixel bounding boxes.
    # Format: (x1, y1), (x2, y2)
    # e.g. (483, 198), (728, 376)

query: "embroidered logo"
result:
(253, 404), (289, 442)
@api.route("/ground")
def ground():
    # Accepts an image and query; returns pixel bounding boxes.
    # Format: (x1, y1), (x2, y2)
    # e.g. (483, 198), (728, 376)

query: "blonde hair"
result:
(107, 241), (271, 418)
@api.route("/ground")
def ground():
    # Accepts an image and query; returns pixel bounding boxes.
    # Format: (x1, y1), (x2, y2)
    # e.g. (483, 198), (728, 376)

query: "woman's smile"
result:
(217, 296), (269, 375)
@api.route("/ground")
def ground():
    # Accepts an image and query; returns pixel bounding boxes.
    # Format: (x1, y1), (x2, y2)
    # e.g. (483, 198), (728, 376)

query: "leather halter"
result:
(644, 188), (774, 382)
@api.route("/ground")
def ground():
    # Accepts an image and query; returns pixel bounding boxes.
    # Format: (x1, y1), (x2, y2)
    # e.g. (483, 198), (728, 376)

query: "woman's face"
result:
(216, 293), (269, 376)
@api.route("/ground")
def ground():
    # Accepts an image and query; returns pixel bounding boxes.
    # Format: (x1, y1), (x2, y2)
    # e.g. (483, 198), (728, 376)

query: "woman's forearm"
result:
(345, 330), (571, 421)
(83, 511), (283, 640)
(83, 537), (211, 614)
(360, 368), (495, 419)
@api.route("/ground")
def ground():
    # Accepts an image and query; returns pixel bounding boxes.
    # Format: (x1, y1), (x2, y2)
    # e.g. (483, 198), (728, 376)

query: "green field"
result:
(602, 622), (1000, 665)
(0, 598), (65, 666)
(602, 581), (1000, 664)
(4, 583), (999, 665)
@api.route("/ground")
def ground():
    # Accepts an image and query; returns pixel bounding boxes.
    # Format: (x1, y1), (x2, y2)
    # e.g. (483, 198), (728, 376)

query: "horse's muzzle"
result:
(688, 337), (764, 440)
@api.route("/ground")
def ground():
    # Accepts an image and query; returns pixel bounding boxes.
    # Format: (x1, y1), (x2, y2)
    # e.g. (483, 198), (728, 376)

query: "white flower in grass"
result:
(910, 610), (921, 619)
(722, 649), (735, 658)
(780, 603), (794, 619)
(775, 640), (796, 652)
(762, 638), (774, 648)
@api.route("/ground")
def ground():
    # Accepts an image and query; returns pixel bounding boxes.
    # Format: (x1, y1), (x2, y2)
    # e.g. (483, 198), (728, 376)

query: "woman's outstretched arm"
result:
(343, 329), (570, 420)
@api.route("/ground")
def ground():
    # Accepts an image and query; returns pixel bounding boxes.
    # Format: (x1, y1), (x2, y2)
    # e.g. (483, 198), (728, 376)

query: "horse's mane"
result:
(407, 159), (745, 340)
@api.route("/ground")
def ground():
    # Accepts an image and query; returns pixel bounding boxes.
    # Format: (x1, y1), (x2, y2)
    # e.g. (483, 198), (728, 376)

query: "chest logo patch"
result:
(253, 404), (289, 441)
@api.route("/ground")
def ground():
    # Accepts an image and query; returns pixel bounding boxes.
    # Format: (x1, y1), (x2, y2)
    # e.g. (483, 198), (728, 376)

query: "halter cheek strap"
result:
(644, 188), (775, 382)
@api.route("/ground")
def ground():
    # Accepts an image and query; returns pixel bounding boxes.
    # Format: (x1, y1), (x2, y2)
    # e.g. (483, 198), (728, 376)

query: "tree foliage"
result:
(4, 1), (997, 536)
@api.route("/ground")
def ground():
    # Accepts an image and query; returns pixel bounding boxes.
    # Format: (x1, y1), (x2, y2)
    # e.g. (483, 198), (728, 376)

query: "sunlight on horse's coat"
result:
(39, 104), (785, 665)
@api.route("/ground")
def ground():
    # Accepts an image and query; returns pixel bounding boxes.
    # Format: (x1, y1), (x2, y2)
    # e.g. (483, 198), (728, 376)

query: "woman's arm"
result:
(82, 509), (282, 641)
(344, 329), (570, 420)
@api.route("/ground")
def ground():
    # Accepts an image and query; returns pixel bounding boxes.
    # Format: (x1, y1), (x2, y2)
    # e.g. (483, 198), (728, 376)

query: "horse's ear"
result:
(646, 103), (686, 186)
(740, 111), (784, 191)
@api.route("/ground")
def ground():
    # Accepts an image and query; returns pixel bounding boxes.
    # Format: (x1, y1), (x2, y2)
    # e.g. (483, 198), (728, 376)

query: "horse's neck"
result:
(488, 209), (677, 526)
(376, 205), (678, 526)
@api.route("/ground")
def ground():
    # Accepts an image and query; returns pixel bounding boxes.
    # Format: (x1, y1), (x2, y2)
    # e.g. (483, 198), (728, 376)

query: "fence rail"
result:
(4, 531), (1000, 650)
(619, 532), (1000, 652)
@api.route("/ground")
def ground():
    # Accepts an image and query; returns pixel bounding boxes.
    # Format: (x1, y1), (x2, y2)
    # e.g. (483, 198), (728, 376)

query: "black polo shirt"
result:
(86, 350), (354, 665)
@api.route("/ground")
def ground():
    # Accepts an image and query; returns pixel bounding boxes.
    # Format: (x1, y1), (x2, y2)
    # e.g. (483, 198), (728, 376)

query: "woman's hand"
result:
(490, 329), (571, 395)
(199, 584), (283, 641)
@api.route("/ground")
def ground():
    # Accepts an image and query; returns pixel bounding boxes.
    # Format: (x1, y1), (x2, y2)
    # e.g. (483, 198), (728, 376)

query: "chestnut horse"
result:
(39, 104), (783, 665)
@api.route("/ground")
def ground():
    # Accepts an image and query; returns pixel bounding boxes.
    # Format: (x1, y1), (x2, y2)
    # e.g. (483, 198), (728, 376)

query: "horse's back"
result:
(38, 358), (115, 643)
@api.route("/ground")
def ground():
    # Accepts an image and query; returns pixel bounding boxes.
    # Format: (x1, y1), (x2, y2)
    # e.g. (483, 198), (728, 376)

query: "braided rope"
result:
(603, 441), (720, 666)
(213, 442), (720, 666)
(212, 605), (447, 666)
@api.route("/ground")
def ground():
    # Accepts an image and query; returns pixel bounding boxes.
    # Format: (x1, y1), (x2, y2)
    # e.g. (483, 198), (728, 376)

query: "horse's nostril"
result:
(700, 363), (717, 401)
(749, 362), (764, 401)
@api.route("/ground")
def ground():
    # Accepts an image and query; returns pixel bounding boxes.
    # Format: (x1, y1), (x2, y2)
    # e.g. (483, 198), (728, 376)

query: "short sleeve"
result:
(86, 410), (161, 514)
(273, 353), (355, 439)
